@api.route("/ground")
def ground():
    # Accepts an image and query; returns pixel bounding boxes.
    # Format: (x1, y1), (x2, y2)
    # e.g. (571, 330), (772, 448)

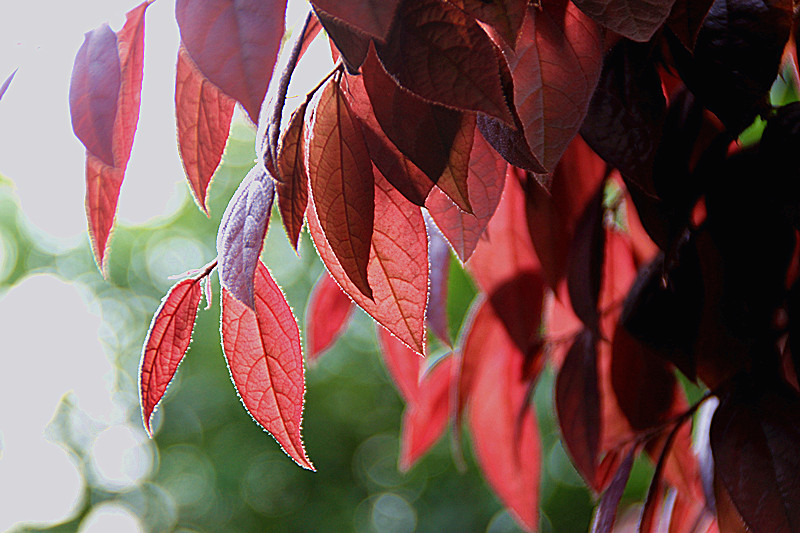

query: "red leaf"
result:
(426, 219), (452, 346)
(85, 154), (124, 271)
(448, 0), (527, 49)
(306, 272), (354, 361)
(377, 325), (421, 403)
(431, 113), (477, 214)
(502, 1), (603, 172)
(221, 260), (314, 470)
(0, 68), (16, 102)
(465, 300), (540, 532)
(307, 77), (375, 299)
(139, 277), (203, 435)
(710, 381), (800, 532)
(276, 102), (310, 249)
(567, 185), (606, 331)
(571, 0), (677, 42)
(375, 0), (514, 125)
(216, 166), (275, 309)
(307, 167), (428, 355)
(70, 24), (121, 167)
(591, 448), (634, 533)
(175, 0), (285, 123)
(556, 329), (601, 485)
(175, 45), (236, 215)
(311, 0), (401, 40)
(315, 8), (370, 73)
(399, 356), (453, 471)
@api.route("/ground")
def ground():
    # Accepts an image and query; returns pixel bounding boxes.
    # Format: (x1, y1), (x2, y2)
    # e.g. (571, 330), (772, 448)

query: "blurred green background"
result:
(0, 122), (663, 533)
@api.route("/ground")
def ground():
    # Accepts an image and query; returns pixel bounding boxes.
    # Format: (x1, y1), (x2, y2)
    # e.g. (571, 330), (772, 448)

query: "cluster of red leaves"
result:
(69, 0), (800, 531)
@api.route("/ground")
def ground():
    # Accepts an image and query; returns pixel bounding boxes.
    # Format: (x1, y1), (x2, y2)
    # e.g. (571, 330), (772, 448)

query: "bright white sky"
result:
(0, 0), (328, 530)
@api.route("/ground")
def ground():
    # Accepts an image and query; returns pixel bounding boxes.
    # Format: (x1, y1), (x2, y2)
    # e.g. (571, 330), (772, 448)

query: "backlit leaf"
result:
(311, 0), (401, 40)
(307, 77), (374, 299)
(221, 260), (314, 470)
(448, 0), (527, 49)
(377, 325), (422, 403)
(175, 0), (286, 123)
(216, 166), (275, 309)
(175, 45), (236, 215)
(0, 68), (16, 102)
(375, 0), (514, 124)
(139, 277), (203, 435)
(571, 0), (677, 42)
(70, 23), (120, 167)
(85, 154), (124, 271)
(307, 168), (428, 355)
(276, 102), (310, 249)
(567, 185), (606, 331)
(502, 1), (603, 172)
(314, 7), (370, 73)
(306, 272), (354, 361)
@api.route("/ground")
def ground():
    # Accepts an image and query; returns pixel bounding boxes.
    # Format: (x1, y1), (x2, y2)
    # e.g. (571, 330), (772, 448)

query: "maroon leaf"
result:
(571, 0), (678, 42)
(426, 218), (452, 346)
(0, 68), (16, 102)
(70, 23), (121, 168)
(311, 0), (401, 40)
(175, 0), (286, 123)
(591, 448), (635, 533)
(377, 325), (422, 402)
(556, 329), (601, 485)
(306, 272), (354, 361)
(216, 166), (275, 309)
(448, 0), (527, 49)
(139, 277), (203, 435)
(276, 102), (309, 249)
(314, 7), (371, 73)
(221, 260), (314, 470)
(175, 45), (236, 215)
(711, 381), (800, 533)
(399, 356), (453, 471)
(502, 1), (603, 172)
(431, 113), (476, 214)
(667, 0), (715, 50)
(567, 185), (606, 331)
(307, 77), (375, 299)
(427, 131), (507, 262)
(375, 0), (514, 125)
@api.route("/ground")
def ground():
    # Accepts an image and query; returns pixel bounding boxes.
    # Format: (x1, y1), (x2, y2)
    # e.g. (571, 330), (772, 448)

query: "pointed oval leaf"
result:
(377, 325), (422, 403)
(139, 277), (203, 435)
(590, 448), (635, 533)
(0, 68), (16, 102)
(311, 0), (401, 40)
(399, 357), (453, 471)
(572, 0), (677, 42)
(221, 260), (314, 470)
(567, 185), (606, 331)
(426, 218), (452, 346)
(176, 45), (236, 215)
(175, 0), (286, 123)
(449, 0), (527, 49)
(69, 24), (121, 167)
(216, 166), (275, 309)
(307, 168), (428, 354)
(375, 0), (514, 124)
(276, 102), (309, 249)
(306, 272), (354, 361)
(666, 0), (715, 50)
(503, 1), (603, 172)
(314, 7), (371, 73)
(85, 154), (124, 271)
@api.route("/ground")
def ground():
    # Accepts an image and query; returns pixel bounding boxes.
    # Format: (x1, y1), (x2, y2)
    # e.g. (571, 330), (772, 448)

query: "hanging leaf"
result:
(0, 68), (16, 102)
(448, 0), (527, 49)
(175, 45), (236, 215)
(306, 272), (354, 361)
(139, 277), (204, 435)
(276, 102), (310, 249)
(667, 0), (715, 50)
(571, 0), (678, 42)
(221, 260), (314, 470)
(307, 168), (428, 355)
(377, 325), (422, 403)
(216, 166), (275, 309)
(84, 155), (125, 271)
(426, 219), (452, 346)
(310, 0), (401, 40)
(567, 185), (606, 331)
(375, 0), (514, 125)
(314, 7), (371, 73)
(590, 448), (635, 533)
(307, 77), (375, 299)
(175, 0), (286, 123)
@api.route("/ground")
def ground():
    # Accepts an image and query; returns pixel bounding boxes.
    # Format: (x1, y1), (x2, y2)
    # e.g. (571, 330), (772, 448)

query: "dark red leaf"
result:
(375, 0), (514, 125)
(221, 260), (314, 470)
(276, 102), (309, 249)
(501, 1), (603, 172)
(426, 219), (452, 346)
(314, 7), (370, 73)
(556, 329), (601, 485)
(139, 277), (203, 435)
(85, 154), (124, 271)
(70, 23), (121, 168)
(448, 0), (527, 49)
(175, 0), (285, 123)
(216, 166), (275, 309)
(711, 381), (800, 533)
(714, 473), (749, 533)
(399, 356), (453, 471)
(591, 448), (634, 533)
(175, 45), (236, 215)
(311, 0), (401, 40)
(571, 0), (677, 42)
(567, 185), (606, 331)
(377, 326), (422, 402)
(667, 0), (714, 49)
(639, 420), (686, 533)
(306, 272), (354, 361)
(307, 77), (375, 299)
(431, 114), (476, 214)
(307, 167), (428, 355)
(0, 68), (16, 102)
(488, 272), (546, 365)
